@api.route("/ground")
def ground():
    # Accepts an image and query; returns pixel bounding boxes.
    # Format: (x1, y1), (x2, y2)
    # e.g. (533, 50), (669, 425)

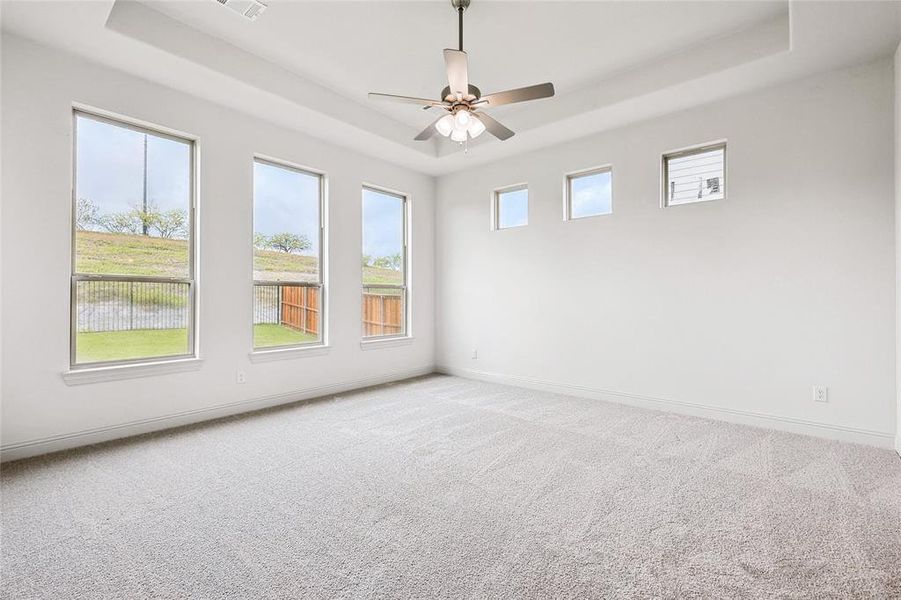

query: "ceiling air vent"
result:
(213, 0), (267, 22)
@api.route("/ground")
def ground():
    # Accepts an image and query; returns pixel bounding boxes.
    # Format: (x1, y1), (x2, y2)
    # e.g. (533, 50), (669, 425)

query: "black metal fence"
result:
(254, 285), (280, 325)
(75, 279), (190, 333)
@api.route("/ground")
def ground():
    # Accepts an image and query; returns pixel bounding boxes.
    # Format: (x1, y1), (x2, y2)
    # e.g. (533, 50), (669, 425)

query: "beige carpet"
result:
(2, 375), (900, 598)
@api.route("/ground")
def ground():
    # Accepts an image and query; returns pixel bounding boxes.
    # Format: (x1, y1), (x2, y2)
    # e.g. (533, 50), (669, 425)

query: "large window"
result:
(253, 158), (324, 349)
(362, 186), (407, 339)
(566, 167), (612, 219)
(72, 111), (195, 367)
(493, 185), (528, 230)
(663, 142), (726, 206)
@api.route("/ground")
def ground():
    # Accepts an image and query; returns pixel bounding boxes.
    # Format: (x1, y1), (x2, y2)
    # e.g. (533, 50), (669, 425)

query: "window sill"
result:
(360, 336), (414, 351)
(62, 357), (203, 386)
(249, 344), (330, 363)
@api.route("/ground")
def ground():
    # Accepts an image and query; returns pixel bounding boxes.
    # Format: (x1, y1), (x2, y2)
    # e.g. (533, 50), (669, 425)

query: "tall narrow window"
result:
(494, 185), (528, 229)
(72, 111), (195, 367)
(566, 167), (612, 219)
(362, 186), (407, 339)
(663, 142), (726, 206)
(253, 159), (324, 349)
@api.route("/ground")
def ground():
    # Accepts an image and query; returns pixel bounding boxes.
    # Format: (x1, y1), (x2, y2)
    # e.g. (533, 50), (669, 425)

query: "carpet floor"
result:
(2, 375), (900, 599)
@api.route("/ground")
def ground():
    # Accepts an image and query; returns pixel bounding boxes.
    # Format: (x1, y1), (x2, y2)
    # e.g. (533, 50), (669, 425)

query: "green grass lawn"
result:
(76, 230), (400, 283)
(75, 324), (318, 363)
(76, 231), (190, 278)
(75, 328), (189, 363)
(253, 323), (318, 348)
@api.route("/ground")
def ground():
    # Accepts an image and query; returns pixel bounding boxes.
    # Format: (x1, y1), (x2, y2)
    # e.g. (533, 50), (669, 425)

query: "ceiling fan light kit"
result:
(368, 0), (555, 146)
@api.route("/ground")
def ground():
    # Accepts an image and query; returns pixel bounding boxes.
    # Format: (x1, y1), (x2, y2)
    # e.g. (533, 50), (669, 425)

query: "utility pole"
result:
(142, 133), (148, 235)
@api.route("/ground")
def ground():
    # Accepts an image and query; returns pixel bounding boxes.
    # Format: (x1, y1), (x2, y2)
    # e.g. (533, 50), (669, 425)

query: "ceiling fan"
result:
(368, 0), (555, 143)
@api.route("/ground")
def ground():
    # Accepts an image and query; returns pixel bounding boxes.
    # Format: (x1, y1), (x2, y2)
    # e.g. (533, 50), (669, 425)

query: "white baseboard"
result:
(0, 366), (435, 462)
(437, 365), (897, 449)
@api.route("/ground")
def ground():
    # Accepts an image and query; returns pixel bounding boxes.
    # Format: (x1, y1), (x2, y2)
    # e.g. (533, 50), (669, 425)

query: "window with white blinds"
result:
(663, 142), (726, 207)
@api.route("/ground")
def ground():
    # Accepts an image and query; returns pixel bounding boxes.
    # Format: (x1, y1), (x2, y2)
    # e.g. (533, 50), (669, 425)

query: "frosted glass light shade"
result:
(467, 116), (486, 139)
(435, 114), (454, 137)
(450, 128), (467, 142)
(454, 110), (471, 129)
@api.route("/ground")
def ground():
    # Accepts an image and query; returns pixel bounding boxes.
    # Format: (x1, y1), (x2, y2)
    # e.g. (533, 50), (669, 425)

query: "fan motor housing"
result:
(442, 84), (481, 103)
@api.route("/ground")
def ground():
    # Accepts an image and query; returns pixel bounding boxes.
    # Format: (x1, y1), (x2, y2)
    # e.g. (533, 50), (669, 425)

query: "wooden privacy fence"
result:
(279, 286), (320, 335)
(255, 285), (402, 337)
(362, 291), (404, 337)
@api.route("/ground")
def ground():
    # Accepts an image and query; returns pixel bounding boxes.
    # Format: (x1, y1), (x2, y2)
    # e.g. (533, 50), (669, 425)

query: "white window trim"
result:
(62, 358), (204, 386)
(492, 183), (529, 231)
(661, 139), (727, 208)
(250, 155), (328, 353)
(69, 107), (200, 373)
(249, 344), (330, 363)
(360, 336), (415, 351)
(563, 164), (613, 221)
(361, 183), (412, 343)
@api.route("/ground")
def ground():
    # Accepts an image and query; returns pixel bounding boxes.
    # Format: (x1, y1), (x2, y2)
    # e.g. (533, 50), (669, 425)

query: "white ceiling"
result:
(142, 0), (786, 126)
(2, 1), (900, 175)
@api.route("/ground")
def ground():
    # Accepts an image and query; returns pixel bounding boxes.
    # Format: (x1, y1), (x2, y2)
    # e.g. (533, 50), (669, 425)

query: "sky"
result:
(76, 115), (191, 221)
(498, 188), (528, 228)
(253, 160), (320, 257)
(76, 114), (401, 260)
(362, 188), (403, 260)
(570, 170), (612, 218)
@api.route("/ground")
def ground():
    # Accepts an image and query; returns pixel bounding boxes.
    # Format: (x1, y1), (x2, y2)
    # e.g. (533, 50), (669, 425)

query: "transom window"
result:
(252, 158), (324, 350)
(362, 186), (408, 339)
(72, 111), (195, 367)
(566, 167), (613, 219)
(493, 185), (528, 229)
(663, 142), (726, 206)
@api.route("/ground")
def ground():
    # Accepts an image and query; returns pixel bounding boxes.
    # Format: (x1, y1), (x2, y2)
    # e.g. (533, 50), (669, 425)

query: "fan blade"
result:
(414, 116), (447, 141)
(478, 83), (555, 107)
(443, 49), (469, 97)
(369, 92), (444, 107)
(474, 112), (514, 141)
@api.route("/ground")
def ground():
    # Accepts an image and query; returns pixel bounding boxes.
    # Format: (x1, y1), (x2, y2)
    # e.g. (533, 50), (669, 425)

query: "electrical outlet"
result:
(236, 370), (247, 384)
(813, 385), (828, 403)
(471, 348), (478, 359)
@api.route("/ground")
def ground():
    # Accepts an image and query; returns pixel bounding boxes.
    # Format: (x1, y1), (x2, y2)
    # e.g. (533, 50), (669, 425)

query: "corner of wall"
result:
(895, 41), (901, 455)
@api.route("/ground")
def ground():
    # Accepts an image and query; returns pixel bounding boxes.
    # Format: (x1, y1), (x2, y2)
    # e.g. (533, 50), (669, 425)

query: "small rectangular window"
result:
(566, 167), (612, 219)
(663, 142), (726, 207)
(362, 186), (408, 339)
(72, 111), (195, 367)
(252, 158), (324, 350)
(494, 185), (528, 229)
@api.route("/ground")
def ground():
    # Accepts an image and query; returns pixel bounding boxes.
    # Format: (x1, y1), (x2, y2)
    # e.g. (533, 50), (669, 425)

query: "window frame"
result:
(492, 183), (529, 230)
(661, 140), (727, 208)
(70, 109), (198, 370)
(564, 165), (613, 221)
(361, 184), (410, 341)
(251, 155), (327, 352)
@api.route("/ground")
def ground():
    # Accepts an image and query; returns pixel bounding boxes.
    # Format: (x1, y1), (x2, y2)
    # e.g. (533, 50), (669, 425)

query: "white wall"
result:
(436, 59), (897, 447)
(895, 42), (901, 454)
(0, 34), (435, 458)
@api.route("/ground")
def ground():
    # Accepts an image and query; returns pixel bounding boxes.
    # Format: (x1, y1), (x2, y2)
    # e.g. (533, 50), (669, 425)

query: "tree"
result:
(132, 205), (157, 236)
(151, 208), (188, 239)
(268, 232), (310, 254)
(98, 211), (142, 234)
(254, 232), (270, 249)
(75, 198), (99, 230)
(361, 254), (373, 268)
(388, 253), (403, 271)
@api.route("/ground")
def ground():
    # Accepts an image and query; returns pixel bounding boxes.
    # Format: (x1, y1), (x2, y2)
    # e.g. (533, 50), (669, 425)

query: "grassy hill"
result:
(75, 230), (402, 284)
